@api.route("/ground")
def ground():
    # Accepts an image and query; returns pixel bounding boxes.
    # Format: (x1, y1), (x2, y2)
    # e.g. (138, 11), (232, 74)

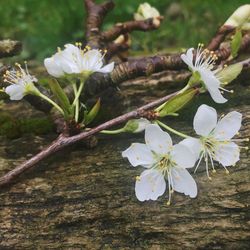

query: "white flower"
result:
(134, 3), (160, 21)
(180, 104), (246, 179)
(181, 45), (229, 103)
(4, 63), (38, 101)
(44, 43), (114, 78)
(122, 124), (197, 204)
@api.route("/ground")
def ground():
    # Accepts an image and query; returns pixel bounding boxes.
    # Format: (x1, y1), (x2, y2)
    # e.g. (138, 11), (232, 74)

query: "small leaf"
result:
(231, 30), (242, 58)
(48, 79), (72, 116)
(157, 88), (197, 117)
(83, 98), (101, 125)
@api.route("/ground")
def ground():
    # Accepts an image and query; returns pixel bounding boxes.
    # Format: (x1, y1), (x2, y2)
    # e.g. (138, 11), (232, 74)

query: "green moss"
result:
(0, 111), (55, 139)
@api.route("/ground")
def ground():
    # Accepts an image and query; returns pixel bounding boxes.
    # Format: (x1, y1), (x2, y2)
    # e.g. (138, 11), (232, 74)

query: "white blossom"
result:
(122, 124), (197, 204)
(44, 43), (114, 78)
(181, 45), (231, 103)
(4, 63), (38, 101)
(180, 104), (246, 179)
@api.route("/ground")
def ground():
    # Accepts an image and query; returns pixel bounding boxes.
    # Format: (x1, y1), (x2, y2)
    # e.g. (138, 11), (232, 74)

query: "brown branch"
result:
(84, 0), (115, 48)
(207, 25), (235, 51)
(215, 33), (250, 62)
(0, 90), (180, 187)
(0, 40), (22, 58)
(101, 18), (162, 42)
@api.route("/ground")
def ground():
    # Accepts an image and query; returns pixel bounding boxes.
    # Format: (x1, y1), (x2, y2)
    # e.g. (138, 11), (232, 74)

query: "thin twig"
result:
(0, 90), (180, 187)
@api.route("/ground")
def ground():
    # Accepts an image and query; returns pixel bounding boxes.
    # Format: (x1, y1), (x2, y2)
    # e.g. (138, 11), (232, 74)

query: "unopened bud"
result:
(134, 2), (160, 21)
(224, 5), (250, 28)
(124, 118), (151, 133)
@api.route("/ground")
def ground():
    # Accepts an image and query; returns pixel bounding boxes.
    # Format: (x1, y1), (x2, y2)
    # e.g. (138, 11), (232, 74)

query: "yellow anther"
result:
(57, 47), (61, 52)
(212, 169), (216, 173)
(166, 201), (170, 206)
(226, 170), (229, 174)
(208, 176), (212, 181)
(136, 176), (141, 181)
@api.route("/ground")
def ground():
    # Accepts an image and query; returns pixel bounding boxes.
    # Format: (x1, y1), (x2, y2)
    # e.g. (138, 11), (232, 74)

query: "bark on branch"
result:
(101, 18), (162, 42)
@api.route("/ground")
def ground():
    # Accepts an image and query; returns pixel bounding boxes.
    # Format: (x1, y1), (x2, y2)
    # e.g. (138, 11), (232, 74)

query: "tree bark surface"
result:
(0, 81), (249, 249)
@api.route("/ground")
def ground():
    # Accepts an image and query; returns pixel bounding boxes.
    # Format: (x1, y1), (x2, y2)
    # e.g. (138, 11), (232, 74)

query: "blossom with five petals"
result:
(4, 63), (38, 101)
(44, 44), (114, 78)
(122, 124), (197, 204)
(181, 45), (228, 103)
(180, 104), (244, 179)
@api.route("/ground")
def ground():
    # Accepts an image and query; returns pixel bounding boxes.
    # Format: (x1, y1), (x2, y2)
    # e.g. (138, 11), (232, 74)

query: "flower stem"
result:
(72, 80), (85, 107)
(156, 120), (189, 138)
(100, 128), (125, 135)
(72, 83), (79, 122)
(38, 93), (64, 115)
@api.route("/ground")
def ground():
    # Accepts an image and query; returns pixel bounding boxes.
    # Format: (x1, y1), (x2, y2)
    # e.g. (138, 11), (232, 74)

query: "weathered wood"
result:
(0, 88), (249, 248)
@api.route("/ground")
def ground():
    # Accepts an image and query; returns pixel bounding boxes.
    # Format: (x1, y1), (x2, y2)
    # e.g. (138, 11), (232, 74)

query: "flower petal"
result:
(145, 124), (172, 155)
(200, 70), (227, 104)
(97, 62), (114, 73)
(170, 144), (196, 168)
(214, 142), (240, 167)
(170, 168), (197, 198)
(181, 48), (194, 70)
(122, 143), (156, 167)
(213, 111), (242, 140)
(180, 137), (202, 161)
(193, 104), (217, 136)
(5, 84), (25, 100)
(82, 49), (103, 71)
(135, 169), (166, 201)
(44, 58), (64, 78)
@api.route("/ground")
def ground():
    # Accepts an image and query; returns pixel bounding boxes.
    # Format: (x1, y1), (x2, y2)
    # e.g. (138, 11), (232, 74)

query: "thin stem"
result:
(156, 120), (189, 138)
(72, 80), (85, 107)
(73, 83), (79, 122)
(101, 128), (125, 134)
(38, 93), (64, 115)
(0, 90), (179, 187)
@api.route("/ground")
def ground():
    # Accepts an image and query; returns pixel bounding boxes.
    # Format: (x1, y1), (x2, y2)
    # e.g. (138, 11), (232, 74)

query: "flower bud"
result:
(124, 118), (151, 133)
(134, 3), (160, 21)
(224, 5), (250, 28)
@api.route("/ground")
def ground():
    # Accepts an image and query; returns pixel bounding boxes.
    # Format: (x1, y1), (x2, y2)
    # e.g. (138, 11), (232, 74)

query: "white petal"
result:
(82, 49), (103, 71)
(180, 137), (202, 161)
(134, 118), (151, 133)
(122, 143), (156, 167)
(44, 58), (64, 78)
(193, 104), (217, 136)
(214, 142), (240, 167)
(135, 169), (166, 201)
(213, 111), (242, 140)
(145, 124), (172, 155)
(5, 84), (25, 100)
(200, 70), (227, 103)
(170, 168), (197, 198)
(170, 144), (196, 168)
(97, 62), (114, 73)
(180, 48), (194, 69)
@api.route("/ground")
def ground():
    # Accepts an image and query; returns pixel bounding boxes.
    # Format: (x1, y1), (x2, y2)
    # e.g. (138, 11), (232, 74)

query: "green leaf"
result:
(157, 88), (197, 117)
(83, 98), (101, 125)
(48, 79), (71, 116)
(231, 30), (242, 58)
(216, 63), (243, 85)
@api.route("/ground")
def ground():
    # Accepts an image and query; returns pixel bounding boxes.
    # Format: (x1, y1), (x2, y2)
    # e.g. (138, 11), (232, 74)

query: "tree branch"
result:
(0, 90), (182, 187)
(101, 18), (162, 42)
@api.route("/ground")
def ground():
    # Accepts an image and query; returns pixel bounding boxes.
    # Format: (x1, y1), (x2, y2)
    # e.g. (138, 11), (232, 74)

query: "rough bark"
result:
(0, 84), (249, 249)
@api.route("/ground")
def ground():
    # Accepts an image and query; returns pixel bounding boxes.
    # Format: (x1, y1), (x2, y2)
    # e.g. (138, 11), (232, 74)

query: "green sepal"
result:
(157, 88), (197, 117)
(48, 79), (72, 116)
(188, 71), (201, 87)
(231, 29), (242, 58)
(83, 98), (101, 125)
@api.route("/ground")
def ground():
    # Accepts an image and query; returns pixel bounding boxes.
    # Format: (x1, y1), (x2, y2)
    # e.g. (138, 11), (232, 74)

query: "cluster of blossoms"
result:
(122, 104), (247, 204)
